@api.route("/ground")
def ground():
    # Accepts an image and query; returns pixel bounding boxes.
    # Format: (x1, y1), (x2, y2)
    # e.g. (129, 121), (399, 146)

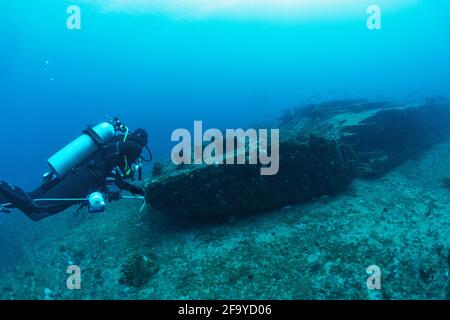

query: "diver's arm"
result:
(118, 140), (143, 163)
(105, 176), (144, 198)
(102, 137), (145, 197)
(116, 179), (144, 196)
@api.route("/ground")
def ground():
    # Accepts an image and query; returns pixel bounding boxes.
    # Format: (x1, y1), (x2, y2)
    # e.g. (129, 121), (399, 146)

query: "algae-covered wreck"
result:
(145, 99), (450, 217)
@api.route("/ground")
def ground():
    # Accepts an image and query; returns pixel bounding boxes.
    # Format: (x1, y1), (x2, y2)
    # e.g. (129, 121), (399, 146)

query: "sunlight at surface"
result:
(82, 0), (419, 20)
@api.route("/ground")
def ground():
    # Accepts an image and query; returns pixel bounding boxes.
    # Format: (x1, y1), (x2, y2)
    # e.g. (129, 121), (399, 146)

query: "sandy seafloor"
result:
(1, 141), (450, 300)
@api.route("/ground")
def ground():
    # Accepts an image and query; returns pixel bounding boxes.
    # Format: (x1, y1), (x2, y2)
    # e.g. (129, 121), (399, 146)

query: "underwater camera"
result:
(88, 192), (106, 214)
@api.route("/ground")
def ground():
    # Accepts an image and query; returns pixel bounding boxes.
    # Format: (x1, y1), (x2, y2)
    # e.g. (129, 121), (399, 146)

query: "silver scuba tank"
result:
(47, 122), (116, 178)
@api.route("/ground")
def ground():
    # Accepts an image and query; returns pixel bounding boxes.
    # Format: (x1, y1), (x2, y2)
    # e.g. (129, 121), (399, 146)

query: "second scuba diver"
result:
(0, 118), (151, 221)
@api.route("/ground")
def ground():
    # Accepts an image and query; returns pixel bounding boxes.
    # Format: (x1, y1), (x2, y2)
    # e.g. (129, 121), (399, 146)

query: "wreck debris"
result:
(145, 99), (450, 217)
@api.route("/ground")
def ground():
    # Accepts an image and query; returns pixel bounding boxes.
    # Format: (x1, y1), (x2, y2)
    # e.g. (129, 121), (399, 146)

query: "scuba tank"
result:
(47, 122), (116, 178)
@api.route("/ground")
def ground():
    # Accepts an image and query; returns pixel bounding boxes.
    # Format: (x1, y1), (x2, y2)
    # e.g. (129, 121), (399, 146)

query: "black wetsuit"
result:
(0, 135), (145, 221)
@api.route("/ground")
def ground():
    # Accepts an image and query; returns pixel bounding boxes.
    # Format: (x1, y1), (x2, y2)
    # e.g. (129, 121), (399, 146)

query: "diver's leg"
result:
(1, 169), (101, 221)
(0, 181), (63, 220)
(0, 201), (13, 214)
(29, 174), (61, 198)
(0, 181), (34, 210)
(0, 188), (7, 203)
(20, 209), (54, 222)
(0, 182), (76, 221)
(24, 175), (98, 220)
(0, 181), (48, 219)
(0, 190), (10, 210)
(20, 203), (75, 221)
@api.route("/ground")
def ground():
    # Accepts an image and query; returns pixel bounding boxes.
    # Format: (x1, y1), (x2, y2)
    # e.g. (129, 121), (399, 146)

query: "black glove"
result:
(128, 185), (144, 196)
(108, 190), (121, 202)
(106, 178), (122, 201)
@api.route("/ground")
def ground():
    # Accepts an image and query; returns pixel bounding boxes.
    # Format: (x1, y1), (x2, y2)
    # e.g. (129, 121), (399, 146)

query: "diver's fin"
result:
(0, 181), (13, 213)
(0, 203), (12, 214)
(0, 181), (33, 213)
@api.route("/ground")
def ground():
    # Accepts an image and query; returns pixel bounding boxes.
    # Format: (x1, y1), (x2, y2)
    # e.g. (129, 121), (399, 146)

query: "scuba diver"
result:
(0, 118), (152, 221)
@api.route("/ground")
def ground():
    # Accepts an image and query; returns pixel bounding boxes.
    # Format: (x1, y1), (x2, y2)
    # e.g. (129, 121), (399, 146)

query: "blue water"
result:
(0, 0), (449, 295)
(1, 0), (449, 190)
